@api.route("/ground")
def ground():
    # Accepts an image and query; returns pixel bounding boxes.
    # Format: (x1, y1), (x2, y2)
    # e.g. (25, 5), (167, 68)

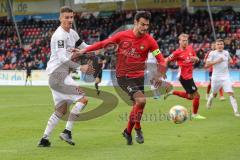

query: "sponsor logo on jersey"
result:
(127, 86), (133, 92)
(58, 40), (64, 48)
(119, 41), (132, 49)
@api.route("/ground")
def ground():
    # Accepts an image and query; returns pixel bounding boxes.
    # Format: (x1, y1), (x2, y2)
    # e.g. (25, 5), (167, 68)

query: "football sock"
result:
(43, 112), (60, 139)
(65, 102), (85, 131)
(173, 91), (192, 100)
(192, 96), (200, 114)
(153, 89), (160, 97)
(95, 83), (99, 91)
(65, 121), (74, 132)
(219, 88), (224, 97)
(134, 105), (144, 129)
(207, 84), (211, 94)
(230, 96), (239, 113)
(127, 106), (135, 134)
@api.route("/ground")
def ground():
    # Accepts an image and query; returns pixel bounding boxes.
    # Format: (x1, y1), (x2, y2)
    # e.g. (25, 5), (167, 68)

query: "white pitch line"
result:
(0, 104), (50, 109)
(0, 149), (18, 153)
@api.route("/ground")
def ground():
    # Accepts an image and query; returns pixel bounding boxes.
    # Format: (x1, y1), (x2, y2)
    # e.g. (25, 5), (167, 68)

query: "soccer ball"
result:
(169, 105), (188, 124)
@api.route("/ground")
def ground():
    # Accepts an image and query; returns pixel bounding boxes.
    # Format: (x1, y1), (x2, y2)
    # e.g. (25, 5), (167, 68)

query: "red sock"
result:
(207, 83), (211, 94)
(219, 87), (224, 97)
(173, 91), (192, 100)
(192, 97), (200, 114)
(127, 106), (135, 134)
(134, 105), (144, 129)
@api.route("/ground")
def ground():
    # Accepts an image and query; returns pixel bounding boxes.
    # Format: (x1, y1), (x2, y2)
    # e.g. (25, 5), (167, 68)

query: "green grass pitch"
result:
(0, 86), (240, 160)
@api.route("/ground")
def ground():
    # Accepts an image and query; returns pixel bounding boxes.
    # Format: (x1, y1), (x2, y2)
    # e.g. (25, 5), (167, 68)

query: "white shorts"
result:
(150, 84), (157, 90)
(50, 75), (84, 108)
(150, 81), (168, 90)
(211, 78), (233, 93)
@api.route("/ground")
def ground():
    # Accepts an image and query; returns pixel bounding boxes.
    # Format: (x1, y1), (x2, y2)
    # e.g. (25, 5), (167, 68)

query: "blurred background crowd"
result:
(0, 8), (240, 70)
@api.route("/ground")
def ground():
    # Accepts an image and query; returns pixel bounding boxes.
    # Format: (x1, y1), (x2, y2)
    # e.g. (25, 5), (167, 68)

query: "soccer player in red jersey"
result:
(204, 42), (225, 101)
(164, 33), (206, 120)
(75, 11), (166, 145)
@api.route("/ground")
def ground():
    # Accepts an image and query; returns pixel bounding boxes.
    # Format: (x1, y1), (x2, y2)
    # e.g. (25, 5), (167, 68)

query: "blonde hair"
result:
(178, 33), (189, 40)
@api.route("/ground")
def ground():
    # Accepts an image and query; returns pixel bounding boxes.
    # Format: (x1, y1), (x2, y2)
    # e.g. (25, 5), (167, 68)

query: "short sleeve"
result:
(206, 51), (214, 62)
(167, 51), (179, 62)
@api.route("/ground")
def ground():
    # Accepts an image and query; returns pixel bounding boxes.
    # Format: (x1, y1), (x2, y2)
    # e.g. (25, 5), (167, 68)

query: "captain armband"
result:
(152, 49), (161, 56)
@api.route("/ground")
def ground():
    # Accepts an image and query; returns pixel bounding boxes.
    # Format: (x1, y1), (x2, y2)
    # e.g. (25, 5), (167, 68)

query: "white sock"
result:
(209, 93), (214, 99)
(230, 96), (239, 113)
(43, 112), (60, 139)
(65, 121), (74, 132)
(207, 93), (214, 104)
(153, 89), (159, 97)
(65, 102), (85, 131)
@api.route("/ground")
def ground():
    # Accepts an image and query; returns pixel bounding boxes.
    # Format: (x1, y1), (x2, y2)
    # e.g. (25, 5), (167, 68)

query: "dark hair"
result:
(60, 6), (73, 14)
(134, 11), (151, 21)
(215, 39), (224, 43)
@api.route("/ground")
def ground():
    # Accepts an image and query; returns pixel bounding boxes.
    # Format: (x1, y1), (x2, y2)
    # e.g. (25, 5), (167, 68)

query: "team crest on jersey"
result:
(58, 40), (64, 48)
(140, 45), (145, 50)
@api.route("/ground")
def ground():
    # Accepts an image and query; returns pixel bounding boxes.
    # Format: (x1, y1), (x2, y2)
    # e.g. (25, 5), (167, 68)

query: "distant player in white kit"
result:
(205, 39), (240, 117)
(38, 6), (93, 147)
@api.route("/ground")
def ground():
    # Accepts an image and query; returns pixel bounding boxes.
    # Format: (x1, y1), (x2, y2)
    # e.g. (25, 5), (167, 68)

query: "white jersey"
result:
(206, 50), (230, 80)
(147, 52), (156, 63)
(46, 26), (80, 75)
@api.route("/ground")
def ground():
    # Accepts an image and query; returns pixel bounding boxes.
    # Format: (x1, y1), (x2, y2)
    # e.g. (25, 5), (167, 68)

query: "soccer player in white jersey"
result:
(205, 39), (240, 117)
(147, 53), (161, 99)
(38, 6), (93, 147)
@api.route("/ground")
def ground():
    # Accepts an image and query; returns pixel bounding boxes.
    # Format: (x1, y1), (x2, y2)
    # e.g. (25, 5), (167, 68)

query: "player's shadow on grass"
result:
(62, 87), (119, 121)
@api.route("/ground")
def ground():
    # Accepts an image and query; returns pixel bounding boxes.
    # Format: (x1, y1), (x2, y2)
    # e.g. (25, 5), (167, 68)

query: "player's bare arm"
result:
(229, 56), (233, 64)
(165, 56), (171, 63)
(190, 56), (199, 63)
(70, 48), (87, 60)
(101, 59), (107, 69)
(204, 61), (210, 69)
(150, 47), (167, 80)
(165, 52), (176, 63)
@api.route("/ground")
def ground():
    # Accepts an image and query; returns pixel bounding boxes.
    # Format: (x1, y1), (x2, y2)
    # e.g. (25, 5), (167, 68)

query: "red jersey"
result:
(204, 51), (213, 72)
(167, 45), (196, 80)
(85, 29), (165, 78)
